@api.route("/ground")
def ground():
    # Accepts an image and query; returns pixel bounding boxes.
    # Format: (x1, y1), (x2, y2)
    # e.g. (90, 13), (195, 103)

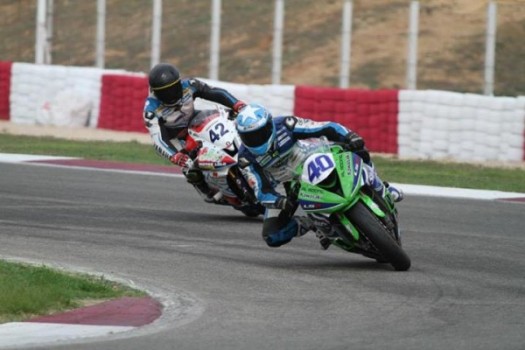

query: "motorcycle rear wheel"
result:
(346, 201), (411, 271)
(238, 204), (265, 217)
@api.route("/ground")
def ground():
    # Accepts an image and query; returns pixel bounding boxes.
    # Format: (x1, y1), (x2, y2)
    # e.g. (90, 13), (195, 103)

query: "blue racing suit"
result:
(238, 115), (358, 247)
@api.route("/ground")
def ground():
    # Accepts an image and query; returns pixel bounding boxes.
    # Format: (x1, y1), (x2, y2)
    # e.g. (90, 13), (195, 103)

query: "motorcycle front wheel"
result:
(346, 201), (411, 271)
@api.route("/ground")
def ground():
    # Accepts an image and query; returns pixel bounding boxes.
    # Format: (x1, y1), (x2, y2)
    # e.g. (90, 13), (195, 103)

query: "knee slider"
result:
(263, 220), (298, 247)
(185, 169), (204, 185)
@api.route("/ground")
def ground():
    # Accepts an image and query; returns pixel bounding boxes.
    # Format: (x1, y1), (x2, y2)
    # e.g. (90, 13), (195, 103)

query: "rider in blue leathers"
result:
(236, 103), (403, 249)
(143, 63), (245, 202)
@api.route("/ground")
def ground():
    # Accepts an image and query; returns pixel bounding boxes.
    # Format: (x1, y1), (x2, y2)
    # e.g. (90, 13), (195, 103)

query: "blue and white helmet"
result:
(236, 103), (276, 156)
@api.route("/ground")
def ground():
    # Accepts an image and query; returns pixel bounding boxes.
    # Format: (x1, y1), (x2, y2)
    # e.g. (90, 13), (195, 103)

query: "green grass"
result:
(1, 133), (524, 193)
(373, 157), (525, 193)
(0, 134), (163, 165)
(0, 260), (145, 323)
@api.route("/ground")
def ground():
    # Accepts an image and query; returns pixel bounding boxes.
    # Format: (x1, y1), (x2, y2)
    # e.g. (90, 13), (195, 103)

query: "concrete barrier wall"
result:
(2, 62), (524, 162)
(294, 87), (398, 154)
(194, 78), (296, 118)
(9, 63), (123, 127)
(398, 90), (525, 162)
(97, 74), (296, 133)
(98, 74), (149, 132)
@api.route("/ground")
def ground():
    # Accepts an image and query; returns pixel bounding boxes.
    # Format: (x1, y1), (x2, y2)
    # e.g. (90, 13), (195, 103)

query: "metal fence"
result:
(1, 0), (524, 96)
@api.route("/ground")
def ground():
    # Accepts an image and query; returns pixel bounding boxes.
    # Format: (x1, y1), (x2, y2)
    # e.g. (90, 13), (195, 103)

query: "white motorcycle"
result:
(185, 107), (265, 217)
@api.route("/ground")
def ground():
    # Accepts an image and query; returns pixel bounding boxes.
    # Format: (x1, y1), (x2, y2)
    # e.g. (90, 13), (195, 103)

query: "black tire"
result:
(346, 201), (411, 271)
(239, 204), (265, 217)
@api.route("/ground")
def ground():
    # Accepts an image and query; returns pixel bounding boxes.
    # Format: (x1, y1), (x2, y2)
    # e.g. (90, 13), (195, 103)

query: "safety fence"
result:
(2, 1), (525, 96)
(0, 61), (524, 163)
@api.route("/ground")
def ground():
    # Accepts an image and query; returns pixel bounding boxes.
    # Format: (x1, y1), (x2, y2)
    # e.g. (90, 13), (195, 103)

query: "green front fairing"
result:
(297, 182), (351, 213)
(297, 148), (361, 215)
(296, 146), (389, 242)
(336, 210), (360, 241)
(360, 193), (387, 218)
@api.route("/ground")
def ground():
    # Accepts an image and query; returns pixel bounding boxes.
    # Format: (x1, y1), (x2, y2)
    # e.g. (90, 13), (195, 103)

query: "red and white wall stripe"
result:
(0, 61), (12, 121)
(1, 61), (524, 162)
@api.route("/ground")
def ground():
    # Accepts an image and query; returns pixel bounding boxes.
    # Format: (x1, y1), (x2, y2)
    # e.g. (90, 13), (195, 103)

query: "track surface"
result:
(1, 162), (524, 350)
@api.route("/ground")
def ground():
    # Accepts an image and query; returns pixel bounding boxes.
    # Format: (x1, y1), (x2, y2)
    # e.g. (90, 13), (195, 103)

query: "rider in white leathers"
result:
(143, 63), (246, 202)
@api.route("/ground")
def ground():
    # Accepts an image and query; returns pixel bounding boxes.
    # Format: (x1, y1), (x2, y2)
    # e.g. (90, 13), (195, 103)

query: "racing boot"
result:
(308, 213), (334, 250)
(315, 230), (332, 250)
(363, 163), (404, 203)
(184, 168), (219, 203)
(293, 216), (314, 237)
(295, 216), (331, 249)
(384, 181), (404, 203)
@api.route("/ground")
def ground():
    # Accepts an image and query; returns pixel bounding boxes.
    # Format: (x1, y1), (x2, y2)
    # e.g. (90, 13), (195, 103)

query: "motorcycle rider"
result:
(235, 103), (403, 249)
(143, 63), (246, 202)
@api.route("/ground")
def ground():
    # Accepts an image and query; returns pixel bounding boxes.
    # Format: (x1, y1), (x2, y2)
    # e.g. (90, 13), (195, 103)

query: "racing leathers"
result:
(143, 78), (245, 200)
(238, 116), (388, 248)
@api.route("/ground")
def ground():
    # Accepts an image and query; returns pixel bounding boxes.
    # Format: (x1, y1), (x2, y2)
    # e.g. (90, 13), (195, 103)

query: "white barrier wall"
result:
(196, 78), (295, 117)
(9, 63), (122, 127)
(398, 90), (525, 162)
(92, 74), (296, 117)
(5, 62), (524, 164)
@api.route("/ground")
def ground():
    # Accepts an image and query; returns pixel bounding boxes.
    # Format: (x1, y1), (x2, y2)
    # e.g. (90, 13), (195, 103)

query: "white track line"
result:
(1, 153), (524, 200)
(0, 323), (133, 348)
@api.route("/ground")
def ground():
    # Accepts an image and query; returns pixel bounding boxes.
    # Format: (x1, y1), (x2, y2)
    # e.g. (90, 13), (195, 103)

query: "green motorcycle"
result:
(288, 138), (411, 271)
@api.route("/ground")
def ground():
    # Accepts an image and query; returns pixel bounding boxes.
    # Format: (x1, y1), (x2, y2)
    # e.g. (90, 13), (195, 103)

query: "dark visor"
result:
(240, 119), (273, 148)
(153, 83), (182, 106)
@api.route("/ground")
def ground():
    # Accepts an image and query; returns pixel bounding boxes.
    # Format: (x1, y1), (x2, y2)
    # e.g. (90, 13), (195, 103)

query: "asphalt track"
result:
(0, 159), (524, 350)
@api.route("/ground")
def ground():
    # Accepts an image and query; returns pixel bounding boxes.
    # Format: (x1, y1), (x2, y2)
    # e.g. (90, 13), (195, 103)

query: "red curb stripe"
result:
(498, 197), (525, 203)
(27, 296), (162, 327)
(29, 158), (181, 174)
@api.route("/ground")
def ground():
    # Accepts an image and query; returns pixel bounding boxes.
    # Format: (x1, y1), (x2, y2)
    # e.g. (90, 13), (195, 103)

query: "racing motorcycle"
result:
(287, 138), (411, 271)
(185, 107), (265, 217)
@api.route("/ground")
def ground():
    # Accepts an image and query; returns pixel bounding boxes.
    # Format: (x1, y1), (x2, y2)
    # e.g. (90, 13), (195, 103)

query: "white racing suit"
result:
(142, 78), (243, 199)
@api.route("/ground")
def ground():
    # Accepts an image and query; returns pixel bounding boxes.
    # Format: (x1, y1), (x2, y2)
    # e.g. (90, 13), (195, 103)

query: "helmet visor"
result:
(240, 119), (274, 148)
(152, 81), (182, 107)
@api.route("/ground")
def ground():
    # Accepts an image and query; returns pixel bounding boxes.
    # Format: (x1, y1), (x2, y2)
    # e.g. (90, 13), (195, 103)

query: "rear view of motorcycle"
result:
(186, 107), (265, 217)
(289, 138), (411, 271)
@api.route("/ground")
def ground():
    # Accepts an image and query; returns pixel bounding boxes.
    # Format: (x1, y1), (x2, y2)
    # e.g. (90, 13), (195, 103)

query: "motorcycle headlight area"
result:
(301, 153), (337, 186)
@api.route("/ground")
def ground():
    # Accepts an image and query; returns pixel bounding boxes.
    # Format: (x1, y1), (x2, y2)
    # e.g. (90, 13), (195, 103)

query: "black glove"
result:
(343, 132), (371, 164)
(274, 196), (296, 213)
(344, 132), (365, 151)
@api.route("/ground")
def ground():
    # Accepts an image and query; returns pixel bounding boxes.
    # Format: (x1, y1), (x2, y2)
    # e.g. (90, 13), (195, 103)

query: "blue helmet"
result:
(236, 103), (276, 156)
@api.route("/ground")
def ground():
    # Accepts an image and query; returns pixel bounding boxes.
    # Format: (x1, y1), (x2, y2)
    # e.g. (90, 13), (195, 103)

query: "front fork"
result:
(227, 167), (258, 205)
(329, 191), (395, 250)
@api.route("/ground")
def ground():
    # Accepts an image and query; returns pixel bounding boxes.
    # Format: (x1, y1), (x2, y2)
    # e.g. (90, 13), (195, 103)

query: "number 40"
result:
(307, 154), (334, 183)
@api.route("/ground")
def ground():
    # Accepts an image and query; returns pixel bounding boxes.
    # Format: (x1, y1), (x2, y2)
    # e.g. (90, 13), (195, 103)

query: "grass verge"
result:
(0, 134), (524, 192)
(0, 259), (145, 323)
